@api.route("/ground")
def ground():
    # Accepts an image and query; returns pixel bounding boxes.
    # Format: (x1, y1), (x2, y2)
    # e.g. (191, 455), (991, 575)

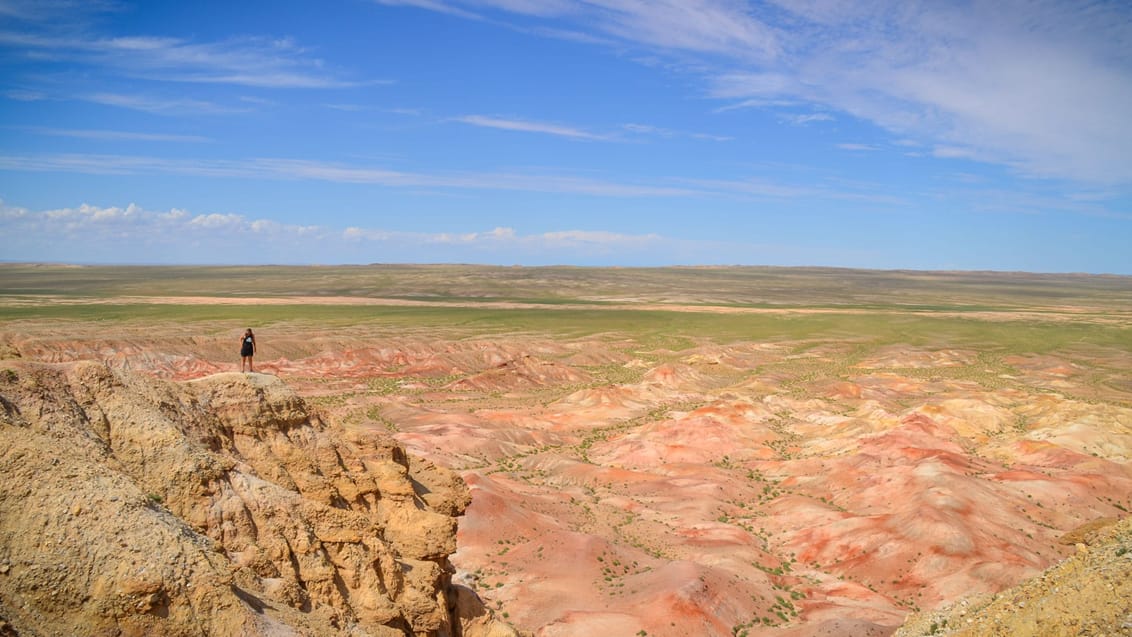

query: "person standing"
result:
(240, 328), (256, 372)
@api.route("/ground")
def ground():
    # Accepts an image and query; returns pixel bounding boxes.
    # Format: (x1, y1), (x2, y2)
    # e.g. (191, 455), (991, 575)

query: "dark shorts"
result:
(241, 344), (254, 357)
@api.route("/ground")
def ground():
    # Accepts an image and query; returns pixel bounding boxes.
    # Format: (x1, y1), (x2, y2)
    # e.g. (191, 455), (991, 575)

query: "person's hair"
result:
(245, 328), (253, 335)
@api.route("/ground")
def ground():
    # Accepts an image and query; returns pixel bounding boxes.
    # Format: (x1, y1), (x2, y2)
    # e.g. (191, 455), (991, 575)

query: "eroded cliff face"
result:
(0, 361), (514, 637)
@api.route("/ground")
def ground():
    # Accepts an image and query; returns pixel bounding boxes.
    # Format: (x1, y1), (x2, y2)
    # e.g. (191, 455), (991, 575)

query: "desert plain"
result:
(2, 263), (1131, 636)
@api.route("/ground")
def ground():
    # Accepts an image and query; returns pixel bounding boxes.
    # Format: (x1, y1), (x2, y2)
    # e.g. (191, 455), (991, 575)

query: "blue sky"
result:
(1, 0), (1130, 272)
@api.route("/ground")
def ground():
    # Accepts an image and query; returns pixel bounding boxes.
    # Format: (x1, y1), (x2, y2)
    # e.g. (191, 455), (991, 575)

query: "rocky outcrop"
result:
(0, 361), (515, 637)
(894, 516), (1132, 636)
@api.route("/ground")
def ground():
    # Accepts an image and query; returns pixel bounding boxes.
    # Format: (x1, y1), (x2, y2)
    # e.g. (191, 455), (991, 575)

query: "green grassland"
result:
(2, 263), (1131, 311)
(1, 264), (1129, 359)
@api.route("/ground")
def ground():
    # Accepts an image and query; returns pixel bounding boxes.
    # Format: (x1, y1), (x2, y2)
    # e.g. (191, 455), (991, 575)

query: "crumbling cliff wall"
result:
(0, 361), (514, 637)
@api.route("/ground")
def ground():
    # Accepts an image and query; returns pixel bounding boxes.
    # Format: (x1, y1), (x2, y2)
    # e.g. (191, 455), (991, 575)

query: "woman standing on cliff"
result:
(240, 328), (256, 372)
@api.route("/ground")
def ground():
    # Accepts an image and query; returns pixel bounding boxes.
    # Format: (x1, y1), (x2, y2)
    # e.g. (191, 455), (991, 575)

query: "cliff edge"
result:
(0, 361), (516, 637)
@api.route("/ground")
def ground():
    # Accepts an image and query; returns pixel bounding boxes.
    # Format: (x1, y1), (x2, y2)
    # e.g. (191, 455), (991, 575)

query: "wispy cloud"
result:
(0, 153), (697, 197)
(724, 2), (1132, 183)
(18, 126), (212, 143)
(324, 103), (370, 112)
(0, 151), (921, 204)
(376, 0), (779, 59)
(124, 36), (367, 88)
(585, 0), (778, 59)
(83, 92), (247, 115)
(4, 151), (1125, 221)
(0, 12), (368, 90)
(4, 89), (48, 101)
(781, 113), (834, 126)
(0, 150), (970, 212)
(376, 0), (1132, 185)
(371, 0), (484, 21)
(454, 116), (732, 143)
(0, 0), (115, 23)
(622, 123), (732, 142)
(837, 143), (879, 152)
(932, 146), (981, 160)
(454, 114), (609, 140)
(344, 223), (661, 252)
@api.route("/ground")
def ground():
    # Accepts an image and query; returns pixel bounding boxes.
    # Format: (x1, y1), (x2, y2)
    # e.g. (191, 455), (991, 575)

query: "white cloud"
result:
(582, 0), (779, 60)
(324, 103), (369, 112)
(837, 143), (879, 152)
(751, 1), (1132, 183)
(372, 0), (485, 20)
(19, 126), (212, 143)
(539, 229), (661, 247)
(454, 115), (608, 140)
(3, 151), (1123, 220)
(378, 0), (1132, 185)
(0, 199), (675, 264)
(2, 202), (277, 235)
(4, 89), (47, 101)
(0, 153), (700, 197)
(622, 123), (732, 142)
(0, 0), (114, 23)
(709, 71), (799, 100)
(84, 92), (246, 115)
(343, 227), (395, 241)
(0, 200), (353, 263)
(378, 0), (779, 59)
(188, 213), (245, 229)
(486, 226), (516, 240)
(343, 222), (663, 254)
(932, 146), (980, 160)
(0, 14), (366, 90)
(453, 117), (732, 143)
(782, 113), (833, 125)
(404, 225), (659, 250)
(425, 226), (519, 244)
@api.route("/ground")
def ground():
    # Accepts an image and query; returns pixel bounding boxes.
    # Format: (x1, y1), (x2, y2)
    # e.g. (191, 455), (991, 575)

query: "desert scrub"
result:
(308, 393), (353, 408)
(359, 406), (400, 431)
(585, 362), (645, 386)
(366, 376), (404, 395)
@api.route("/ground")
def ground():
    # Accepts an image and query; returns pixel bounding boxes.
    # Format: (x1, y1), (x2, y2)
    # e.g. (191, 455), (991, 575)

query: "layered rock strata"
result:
(0, 361), (513, 637)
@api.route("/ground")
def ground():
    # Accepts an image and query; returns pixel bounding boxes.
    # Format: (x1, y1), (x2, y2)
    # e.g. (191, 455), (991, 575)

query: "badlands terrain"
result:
(1, 264), (1131, 636)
